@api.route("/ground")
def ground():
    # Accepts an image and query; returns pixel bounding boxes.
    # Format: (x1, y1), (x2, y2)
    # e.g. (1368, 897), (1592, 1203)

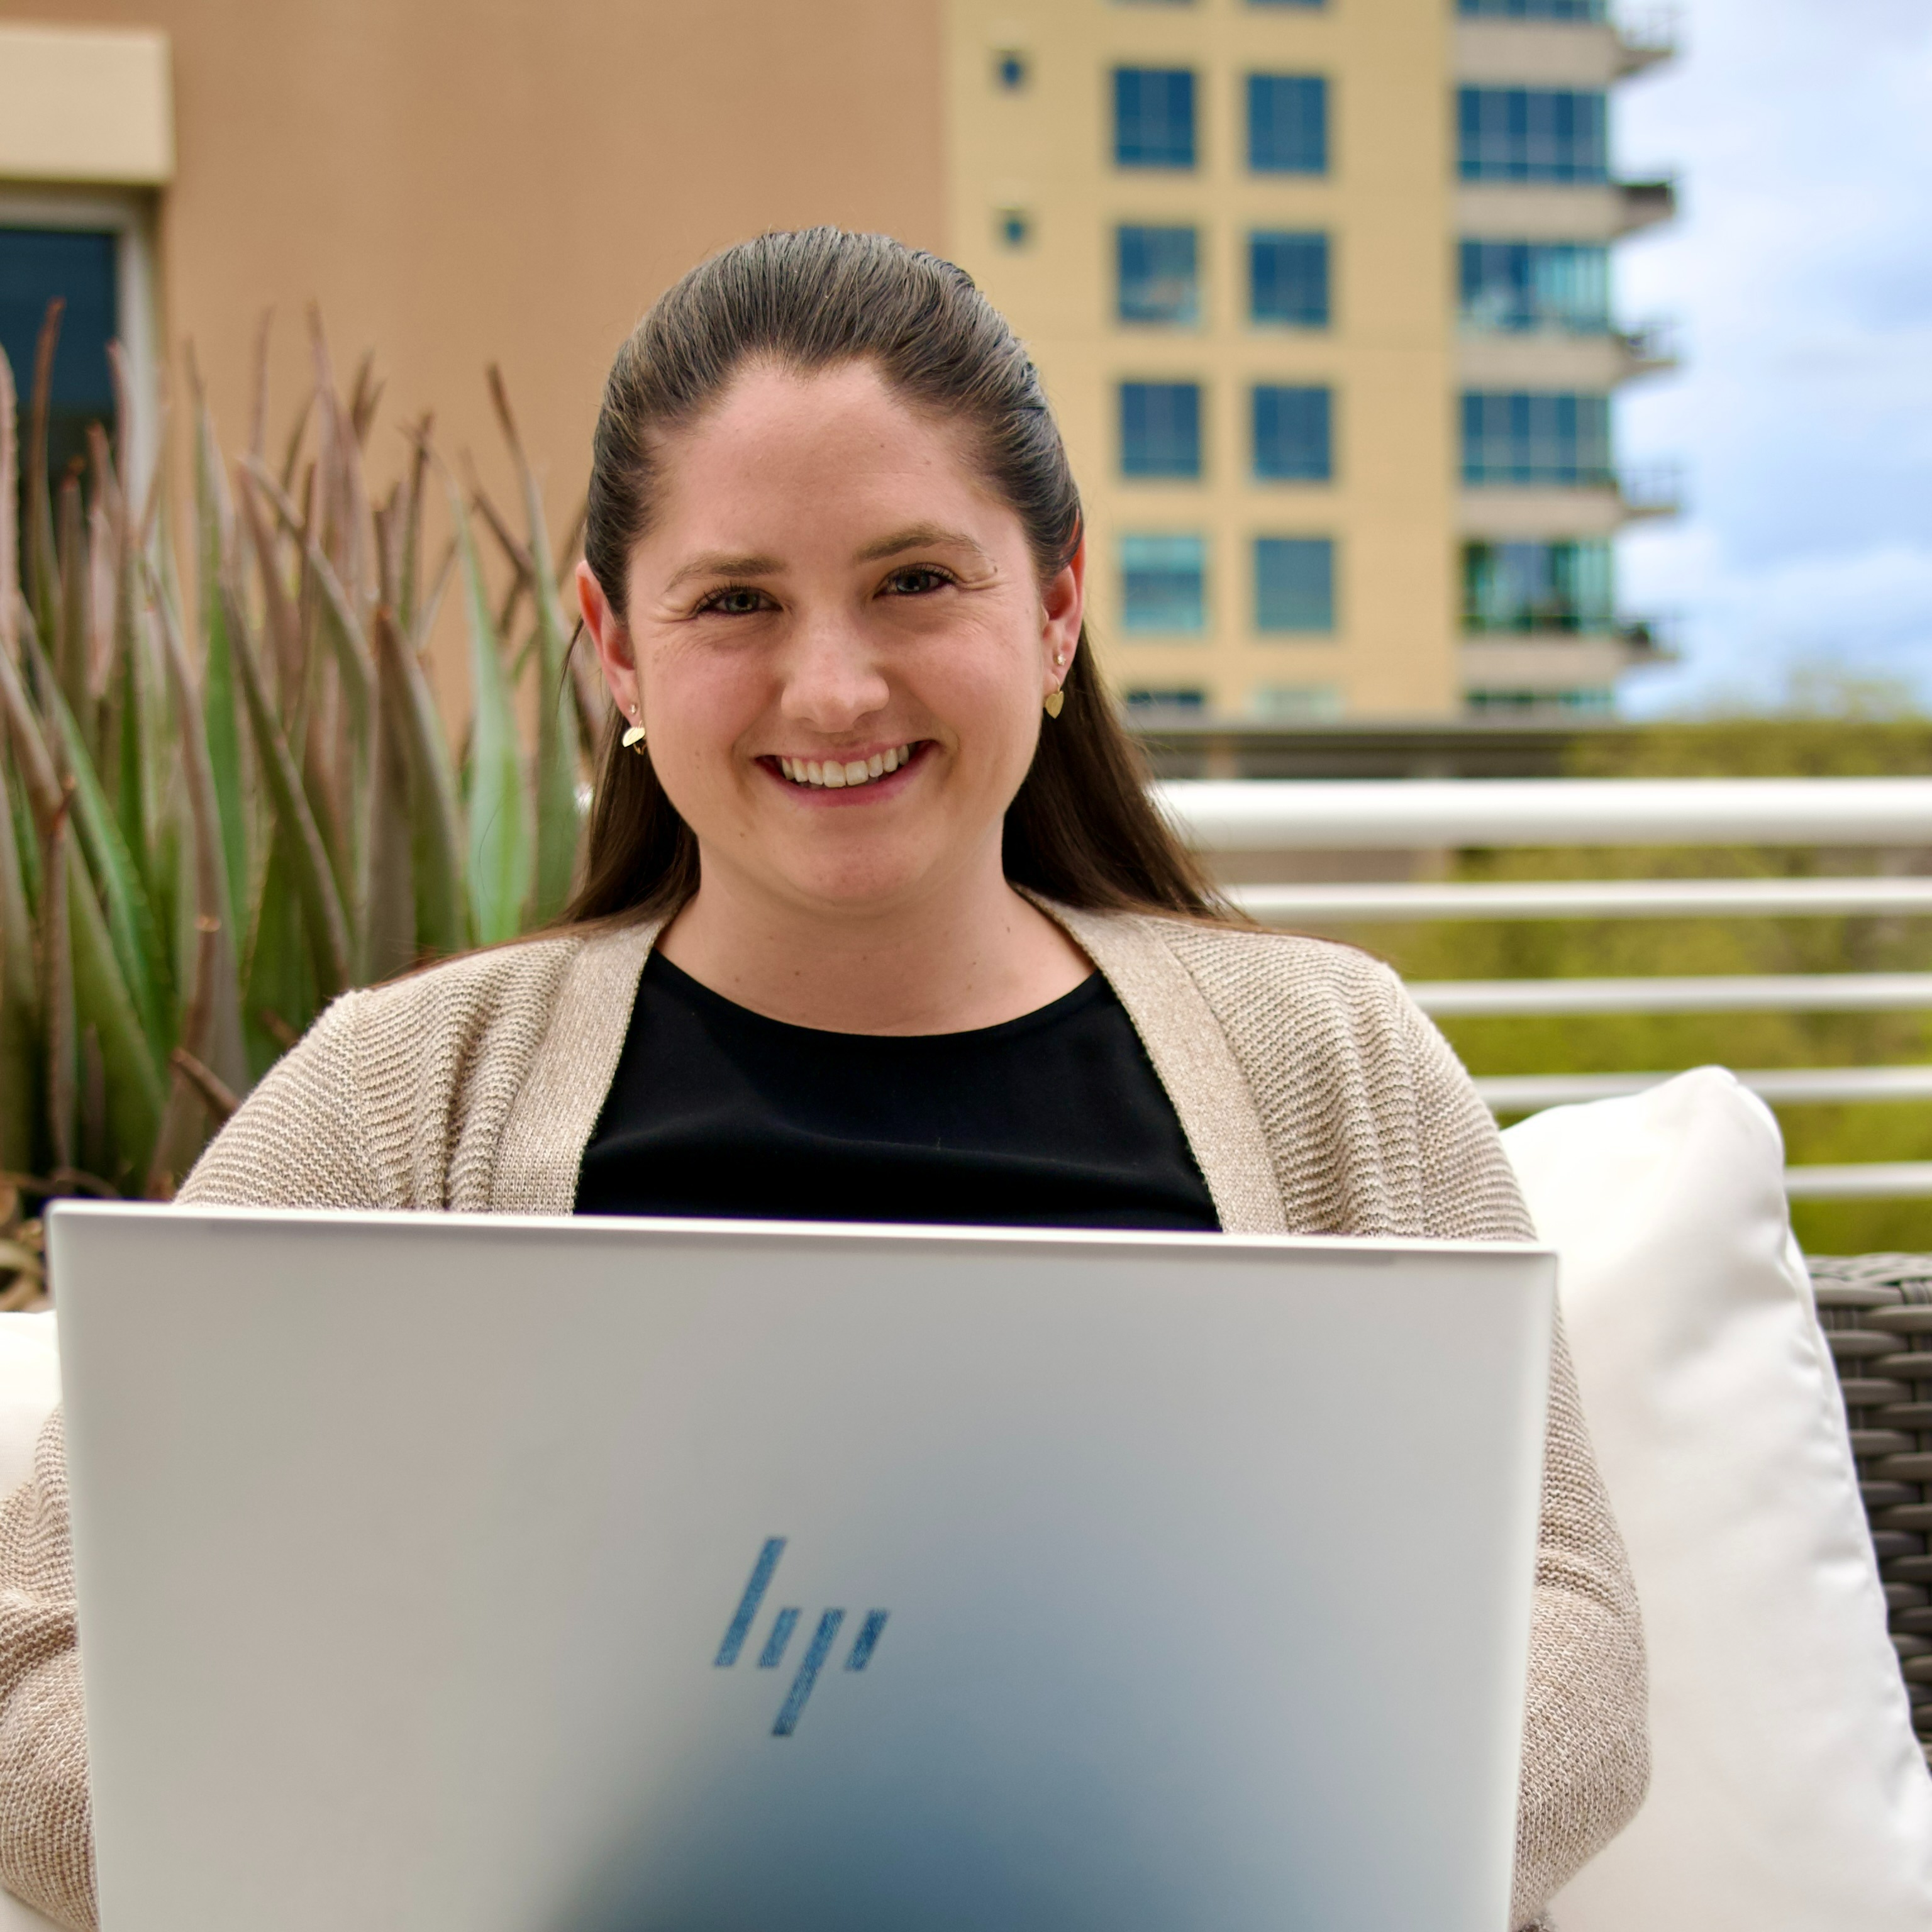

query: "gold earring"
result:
(1043, 689), (1064, 719)
(621, 709), (647, 753)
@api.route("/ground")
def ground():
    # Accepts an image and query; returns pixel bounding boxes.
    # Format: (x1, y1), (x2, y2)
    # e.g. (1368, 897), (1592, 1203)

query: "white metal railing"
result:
(1158, 777), (1932, 1202)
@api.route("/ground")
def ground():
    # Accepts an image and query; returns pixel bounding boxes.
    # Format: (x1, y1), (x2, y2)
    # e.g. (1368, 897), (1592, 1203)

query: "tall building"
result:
(0, 0), (1673, 723)
(943, 0), (1677, 724)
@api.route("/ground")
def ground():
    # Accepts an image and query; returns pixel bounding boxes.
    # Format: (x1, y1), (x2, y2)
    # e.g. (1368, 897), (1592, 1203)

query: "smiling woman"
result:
(0, 231), (1648, 1932)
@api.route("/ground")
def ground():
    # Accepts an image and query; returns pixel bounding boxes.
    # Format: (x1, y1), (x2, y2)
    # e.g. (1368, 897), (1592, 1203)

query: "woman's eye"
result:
(702, 586), (769, 616)
(883, 566), (950, 597)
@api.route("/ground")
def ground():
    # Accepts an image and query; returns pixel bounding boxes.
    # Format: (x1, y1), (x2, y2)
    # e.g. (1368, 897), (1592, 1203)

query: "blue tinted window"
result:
(1255, 538), (1335, 633)
(1121, 535), (1206, 633)
(1463, 540), (1614, 631)
(1458, 89), (1607, 182)
(995, 50), (1028, 90)
(1249, 0), (1325, 8)
(0, 228), (118, 491)
(1124, 688), (1208, 711)
(1250, 232), (1329, 326)
(1458, 0), (1604, 16)
(1120, 382), (1202, 477)
(1114, 69), (1196, 168)
(1248, 74), (1327, 174)
(1253, 386), (1332, 481)
(1459, 240), (1609, 332)
(1118, 227), (1199, 325)
(998, 209), (1031, 249)
(1461, 391), (1612, 486)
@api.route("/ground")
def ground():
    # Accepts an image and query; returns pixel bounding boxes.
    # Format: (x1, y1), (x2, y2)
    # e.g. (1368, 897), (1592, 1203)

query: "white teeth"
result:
(779, 744), (914, 789)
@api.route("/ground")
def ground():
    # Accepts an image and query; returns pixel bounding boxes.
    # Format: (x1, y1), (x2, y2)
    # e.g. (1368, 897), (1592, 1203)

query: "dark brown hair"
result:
(565, 227), (1228, 926)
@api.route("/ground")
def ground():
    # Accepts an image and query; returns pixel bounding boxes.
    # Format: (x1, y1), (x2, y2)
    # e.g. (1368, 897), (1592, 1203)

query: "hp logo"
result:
(714, 1537), (889, 1736)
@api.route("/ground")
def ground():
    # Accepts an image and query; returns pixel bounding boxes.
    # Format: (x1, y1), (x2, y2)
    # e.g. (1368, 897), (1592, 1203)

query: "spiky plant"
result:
(0, 304), (597, 1263)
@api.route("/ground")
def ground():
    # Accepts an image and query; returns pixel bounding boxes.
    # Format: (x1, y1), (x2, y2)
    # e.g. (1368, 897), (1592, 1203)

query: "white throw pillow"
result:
(1502, 1068), (1932, 1929)
(0, 1313), (58, 1495)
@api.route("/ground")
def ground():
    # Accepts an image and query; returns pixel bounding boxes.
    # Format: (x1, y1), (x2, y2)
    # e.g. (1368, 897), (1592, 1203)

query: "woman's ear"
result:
(577, 561), (639, 716)
(1041, 535), (1085, 687)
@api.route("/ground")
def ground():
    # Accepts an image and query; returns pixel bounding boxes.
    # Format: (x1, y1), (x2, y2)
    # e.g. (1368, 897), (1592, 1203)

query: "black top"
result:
(575, 953), (1220, 1232)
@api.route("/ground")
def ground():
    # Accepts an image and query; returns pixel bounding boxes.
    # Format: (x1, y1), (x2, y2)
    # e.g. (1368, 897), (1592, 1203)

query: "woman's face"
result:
(579, 360), (1083, 919)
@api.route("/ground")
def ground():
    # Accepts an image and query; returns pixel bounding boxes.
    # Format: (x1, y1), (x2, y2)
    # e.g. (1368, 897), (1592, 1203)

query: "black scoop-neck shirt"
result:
(574, 952), (1220, 1232)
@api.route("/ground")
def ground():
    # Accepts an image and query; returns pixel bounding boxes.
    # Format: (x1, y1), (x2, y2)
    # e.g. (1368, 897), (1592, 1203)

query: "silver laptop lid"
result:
(50, 1204), (1554, 1932)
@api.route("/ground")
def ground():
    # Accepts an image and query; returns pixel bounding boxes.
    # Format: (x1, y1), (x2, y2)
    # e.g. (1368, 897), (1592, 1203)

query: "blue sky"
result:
(1613, 0), (1932, 714)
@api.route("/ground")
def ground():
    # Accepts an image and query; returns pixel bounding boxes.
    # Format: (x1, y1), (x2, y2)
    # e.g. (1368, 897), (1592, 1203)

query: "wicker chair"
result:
(1806, 1253), (1932, 1771)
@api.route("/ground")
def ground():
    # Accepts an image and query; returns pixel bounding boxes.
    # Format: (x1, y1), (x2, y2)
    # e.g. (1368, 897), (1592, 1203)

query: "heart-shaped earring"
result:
(621, 707), (647, 753)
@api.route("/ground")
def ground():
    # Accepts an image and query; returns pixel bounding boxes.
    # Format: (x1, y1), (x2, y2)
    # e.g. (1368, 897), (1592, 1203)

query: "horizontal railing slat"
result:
(1231, 877), (1932, 922)
(1160, 777), (1932, 851)
(1408, 972), (1932, 1016)
(1473, 1066), (1932, 1110)
(1784, 1163), (1932, 1201)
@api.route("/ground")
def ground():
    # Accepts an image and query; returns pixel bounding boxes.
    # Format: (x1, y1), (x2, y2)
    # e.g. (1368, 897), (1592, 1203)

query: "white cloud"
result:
(1609, 0), (1932, 713)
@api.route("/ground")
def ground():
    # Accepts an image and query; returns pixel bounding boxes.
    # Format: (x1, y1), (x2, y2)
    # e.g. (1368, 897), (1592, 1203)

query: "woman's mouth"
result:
(767, 742), (924, 791)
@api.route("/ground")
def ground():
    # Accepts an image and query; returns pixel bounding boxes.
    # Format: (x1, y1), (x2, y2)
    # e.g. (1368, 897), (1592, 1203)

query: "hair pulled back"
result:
(567, 226), (1225, 926)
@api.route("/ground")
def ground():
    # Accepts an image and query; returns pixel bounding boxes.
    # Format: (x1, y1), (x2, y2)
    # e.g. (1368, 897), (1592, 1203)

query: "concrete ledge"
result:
(0, 24), (172, 186)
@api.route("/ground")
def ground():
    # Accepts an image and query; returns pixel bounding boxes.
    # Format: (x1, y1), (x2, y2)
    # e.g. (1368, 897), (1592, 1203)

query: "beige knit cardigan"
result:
(0, 907), (1648, 1931)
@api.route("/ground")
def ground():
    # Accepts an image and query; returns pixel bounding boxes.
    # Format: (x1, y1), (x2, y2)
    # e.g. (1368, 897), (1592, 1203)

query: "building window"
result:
(1248, 74), (1328, 175)
(997, 209), (1032, 250)
(1249, 0), (1326, 9)
(1121, 535), (1208, 633)
(1249, 684), (1343, 721)
(1250, 231), (1330, 327)
(0, 225), (118, 496)
(994, 49), (1029, 91)
(1459, 240), (1609, 333)
(1124, 688), (1209, 712)
(1119, 381), (1202, 477)
(1114, 69), (1197, 169)
(1253, 385), (1332, 481)
(1457, 0), (1606, 18)
(1463, 540), (1614, 631)
(1457, 88), (1607, 183)
(1468, 687), (1616, 714)
(1461, 391), (1613, 486)
(1118, 226), (1199, 325)
(1254, 536), (1335, 633)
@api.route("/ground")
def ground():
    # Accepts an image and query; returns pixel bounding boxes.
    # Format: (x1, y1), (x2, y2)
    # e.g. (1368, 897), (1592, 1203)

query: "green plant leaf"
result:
(0, 757), (42, 1177)
(64, 833), (164, 1187)
(195, 409), (249, 940)
(33, 652), (172, 1057)
(447, 474), (530, 947)
(488, 369), (580, 924)
(223, 571), (350, 997)
(372, 608), (465, 961)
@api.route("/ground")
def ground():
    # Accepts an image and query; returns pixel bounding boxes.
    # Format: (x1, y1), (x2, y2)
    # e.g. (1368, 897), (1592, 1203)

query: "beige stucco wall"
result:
(0, 0), (947, 680)
(944, 0), (1458, 723)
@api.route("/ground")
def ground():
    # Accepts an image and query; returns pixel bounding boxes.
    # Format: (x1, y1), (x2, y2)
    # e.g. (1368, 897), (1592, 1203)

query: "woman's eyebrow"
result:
(663, 551), (783, 592)
(855, 523), (990, 565)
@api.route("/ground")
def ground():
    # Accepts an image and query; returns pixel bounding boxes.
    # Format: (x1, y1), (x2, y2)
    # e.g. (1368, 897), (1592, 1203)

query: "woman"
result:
(0, 229), (1645, 1931)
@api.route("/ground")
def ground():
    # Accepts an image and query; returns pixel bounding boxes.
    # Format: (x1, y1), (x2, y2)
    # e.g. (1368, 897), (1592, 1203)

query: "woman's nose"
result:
(777, 619), (891, 731)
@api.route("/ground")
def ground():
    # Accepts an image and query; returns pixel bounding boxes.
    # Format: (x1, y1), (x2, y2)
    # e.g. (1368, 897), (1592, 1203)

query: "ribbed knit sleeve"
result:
(0, 1411), (91, 1929)
(1154, 924), (1650, 1926)
(1389, 965), (1653, 1920)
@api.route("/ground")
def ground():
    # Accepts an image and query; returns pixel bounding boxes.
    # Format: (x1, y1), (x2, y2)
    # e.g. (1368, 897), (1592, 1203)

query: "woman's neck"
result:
(652, 851), (1093, 1036)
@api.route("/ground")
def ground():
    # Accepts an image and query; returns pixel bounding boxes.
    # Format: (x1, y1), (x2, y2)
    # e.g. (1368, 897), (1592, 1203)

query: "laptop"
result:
(48, 1202), (1555, 1932)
